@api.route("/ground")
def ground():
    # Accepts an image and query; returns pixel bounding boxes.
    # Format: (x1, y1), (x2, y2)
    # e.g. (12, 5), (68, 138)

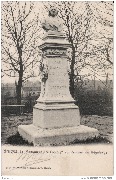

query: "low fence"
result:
(1, 95), (39, 115)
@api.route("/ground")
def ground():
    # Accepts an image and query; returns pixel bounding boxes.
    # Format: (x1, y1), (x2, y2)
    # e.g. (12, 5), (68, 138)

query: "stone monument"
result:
(18, 8), (99, 146)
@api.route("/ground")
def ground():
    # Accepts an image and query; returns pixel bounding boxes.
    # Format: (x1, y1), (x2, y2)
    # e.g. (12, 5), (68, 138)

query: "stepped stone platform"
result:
(18, 124), (99, 146)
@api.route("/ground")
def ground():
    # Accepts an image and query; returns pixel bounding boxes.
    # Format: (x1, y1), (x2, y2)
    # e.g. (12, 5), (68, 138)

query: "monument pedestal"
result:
(18, 10), (99, 146)
(18, 124), (99, 146)
(33, 101), (80, 128)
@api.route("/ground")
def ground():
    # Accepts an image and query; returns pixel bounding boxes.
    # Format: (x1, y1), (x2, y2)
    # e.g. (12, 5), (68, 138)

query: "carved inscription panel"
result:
(45, 57), (71, 99)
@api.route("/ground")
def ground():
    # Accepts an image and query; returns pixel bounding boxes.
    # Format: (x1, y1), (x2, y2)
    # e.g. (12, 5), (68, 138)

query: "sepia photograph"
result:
(1, 1), (114, 176)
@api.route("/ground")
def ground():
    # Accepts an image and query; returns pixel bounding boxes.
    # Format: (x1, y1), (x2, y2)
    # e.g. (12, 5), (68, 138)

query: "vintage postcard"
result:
(1, 1), (114, 176)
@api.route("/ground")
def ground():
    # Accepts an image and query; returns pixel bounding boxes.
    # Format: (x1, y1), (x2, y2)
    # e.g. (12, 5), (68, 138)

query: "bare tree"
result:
(1, 2), (41, 104)
(80, 1), (113, 85)
(54, 1), (113, 97)
(53, 2), (95, 97)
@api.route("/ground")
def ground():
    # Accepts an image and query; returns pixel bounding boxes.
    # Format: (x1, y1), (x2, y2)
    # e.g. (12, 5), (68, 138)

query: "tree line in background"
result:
(1, 79), (113, 117)
(1, 2), (113, 106)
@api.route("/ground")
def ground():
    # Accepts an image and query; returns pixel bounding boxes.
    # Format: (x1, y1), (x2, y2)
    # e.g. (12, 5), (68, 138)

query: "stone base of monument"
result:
(33, 102), (80, 128)
(18, 124), (99, 146)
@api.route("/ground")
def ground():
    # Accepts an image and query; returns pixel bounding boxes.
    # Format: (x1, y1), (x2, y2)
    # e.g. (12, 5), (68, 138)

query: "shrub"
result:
(74, 87), (113, 116)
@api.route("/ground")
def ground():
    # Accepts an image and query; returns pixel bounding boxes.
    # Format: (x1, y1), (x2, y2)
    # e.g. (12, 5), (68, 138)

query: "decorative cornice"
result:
(39, 42), (71, 51)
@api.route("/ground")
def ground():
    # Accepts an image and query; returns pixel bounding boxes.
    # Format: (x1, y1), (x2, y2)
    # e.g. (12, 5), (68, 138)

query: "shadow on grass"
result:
(71, 136), (112, 145)
(6, 132), (33, 146)
(5, 132), (112, 146)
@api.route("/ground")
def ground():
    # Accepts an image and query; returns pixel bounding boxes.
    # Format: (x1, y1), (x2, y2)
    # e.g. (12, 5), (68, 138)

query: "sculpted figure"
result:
(42, 7), (63, 32)
(39, 57), (48, 98)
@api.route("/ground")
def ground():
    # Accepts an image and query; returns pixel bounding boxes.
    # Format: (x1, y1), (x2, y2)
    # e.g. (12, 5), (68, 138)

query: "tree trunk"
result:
(69, 46), (75, 98)
(16, 47), (23, 105)
(16, 83), (22, 105)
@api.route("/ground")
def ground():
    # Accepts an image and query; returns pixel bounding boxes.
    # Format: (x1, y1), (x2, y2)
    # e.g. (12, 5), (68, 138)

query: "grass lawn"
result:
(1, 113), (113, 146)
